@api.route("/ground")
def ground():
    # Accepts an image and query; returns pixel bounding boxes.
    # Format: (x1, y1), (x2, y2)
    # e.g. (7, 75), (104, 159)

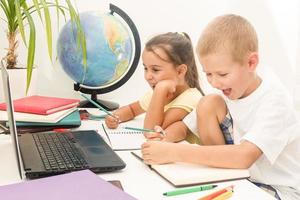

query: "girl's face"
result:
(200, 52), (259, 100)
(142, 49), (180, 89)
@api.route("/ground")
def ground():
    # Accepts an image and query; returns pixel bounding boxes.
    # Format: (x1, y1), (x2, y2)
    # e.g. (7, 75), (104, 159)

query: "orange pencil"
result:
(212, 190), (233, 200)
(198, 185), (234, 200)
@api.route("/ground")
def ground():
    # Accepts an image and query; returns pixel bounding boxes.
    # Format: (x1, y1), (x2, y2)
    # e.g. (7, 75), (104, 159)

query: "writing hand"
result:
(143, 125), (166, 141)
(104, 113), (121, 129)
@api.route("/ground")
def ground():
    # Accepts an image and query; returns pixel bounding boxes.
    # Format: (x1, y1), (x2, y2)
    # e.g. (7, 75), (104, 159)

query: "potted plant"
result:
(0, 0), (86, 93)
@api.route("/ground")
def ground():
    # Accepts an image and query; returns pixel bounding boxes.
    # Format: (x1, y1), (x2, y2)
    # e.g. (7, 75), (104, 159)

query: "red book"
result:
(0, 95), (80, 115)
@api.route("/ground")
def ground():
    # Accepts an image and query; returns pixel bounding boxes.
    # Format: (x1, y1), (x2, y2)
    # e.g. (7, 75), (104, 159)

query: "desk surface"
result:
(0, 111), (276, 200)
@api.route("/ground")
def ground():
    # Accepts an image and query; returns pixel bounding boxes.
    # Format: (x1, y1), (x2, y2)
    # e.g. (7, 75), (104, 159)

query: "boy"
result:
(141, 14), (300, 199)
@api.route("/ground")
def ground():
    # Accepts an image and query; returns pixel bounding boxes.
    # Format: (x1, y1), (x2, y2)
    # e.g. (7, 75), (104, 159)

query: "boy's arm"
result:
(142, 140), (262, 169)
(177, 141), (263, 168)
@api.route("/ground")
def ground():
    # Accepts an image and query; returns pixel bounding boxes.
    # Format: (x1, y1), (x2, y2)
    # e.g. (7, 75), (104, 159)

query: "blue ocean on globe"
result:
(57, 11), (133, 87)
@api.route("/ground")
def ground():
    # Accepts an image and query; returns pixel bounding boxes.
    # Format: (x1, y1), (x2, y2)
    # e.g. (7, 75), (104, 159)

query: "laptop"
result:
(0, 59), (126, 179)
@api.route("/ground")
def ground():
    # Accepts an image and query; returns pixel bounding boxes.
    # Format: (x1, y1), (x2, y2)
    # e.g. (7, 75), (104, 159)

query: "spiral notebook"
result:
(101, 124), (146, 150)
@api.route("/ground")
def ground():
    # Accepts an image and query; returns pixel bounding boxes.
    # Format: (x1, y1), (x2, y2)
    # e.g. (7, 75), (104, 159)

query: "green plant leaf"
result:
(65, 0), (87, 83)
(54, 0), (59, 30)
(0, 2), (9, 27)
(1, 0), (87, 94)
(23, 8), (35, 93)
(14, 0), (27, 46)
(40, 0), (52, 61)
(32, 0), (42, 22)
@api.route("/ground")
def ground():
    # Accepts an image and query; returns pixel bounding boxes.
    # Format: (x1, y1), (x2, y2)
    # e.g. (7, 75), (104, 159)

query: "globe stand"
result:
(78, 98), (119, 111)
(74, 83), (119, 111)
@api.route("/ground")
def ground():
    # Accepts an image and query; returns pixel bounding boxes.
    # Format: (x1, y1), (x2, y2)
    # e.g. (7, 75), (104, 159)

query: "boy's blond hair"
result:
(197, 14), (258, 64)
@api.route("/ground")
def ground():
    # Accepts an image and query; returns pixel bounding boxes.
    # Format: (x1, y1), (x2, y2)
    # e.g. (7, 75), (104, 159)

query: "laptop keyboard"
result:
(33, 132), (89, 172)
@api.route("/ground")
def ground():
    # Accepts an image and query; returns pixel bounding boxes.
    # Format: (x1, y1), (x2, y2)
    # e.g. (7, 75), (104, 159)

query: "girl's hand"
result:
(104, 113), (120, 129)
(141, 141), (176, 164)
(143, 125), (166, 141)
(155, 79), (177, 100)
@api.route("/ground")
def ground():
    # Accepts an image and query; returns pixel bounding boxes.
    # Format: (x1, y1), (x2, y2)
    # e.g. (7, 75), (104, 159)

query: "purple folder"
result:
(0, 170), (137, 200)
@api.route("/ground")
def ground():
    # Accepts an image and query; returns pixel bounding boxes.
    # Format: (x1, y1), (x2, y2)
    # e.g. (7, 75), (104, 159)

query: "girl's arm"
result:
(162, 108), (189, 129)
(105, 101), (145, 128)
(143, 84), (167, 129)
(163, 121), (188, 142)
(142, 140), (262, 169)
(144, 80), (183, 129)
(114, 101), (145, 122)
(145, 121), (189, 142)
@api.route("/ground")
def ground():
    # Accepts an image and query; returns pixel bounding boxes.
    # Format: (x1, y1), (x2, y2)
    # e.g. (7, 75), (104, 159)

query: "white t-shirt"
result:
(183, 109), (198, 136)
(226, 76), (300, 199)
(184, 76), (300, 199)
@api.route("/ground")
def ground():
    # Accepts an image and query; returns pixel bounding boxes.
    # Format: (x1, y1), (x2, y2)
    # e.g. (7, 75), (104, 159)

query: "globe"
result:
(57, 4), (141, 110)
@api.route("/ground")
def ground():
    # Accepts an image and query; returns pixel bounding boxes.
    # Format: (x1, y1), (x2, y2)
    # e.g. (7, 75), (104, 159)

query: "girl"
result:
(105, 32), (204, 142)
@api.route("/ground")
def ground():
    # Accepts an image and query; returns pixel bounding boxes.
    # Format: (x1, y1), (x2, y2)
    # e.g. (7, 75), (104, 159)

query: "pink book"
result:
(0, 95), (80, 115)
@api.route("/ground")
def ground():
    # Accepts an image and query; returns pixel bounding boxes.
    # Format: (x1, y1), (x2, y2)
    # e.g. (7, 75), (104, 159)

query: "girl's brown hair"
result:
(145, 32), (204, 95)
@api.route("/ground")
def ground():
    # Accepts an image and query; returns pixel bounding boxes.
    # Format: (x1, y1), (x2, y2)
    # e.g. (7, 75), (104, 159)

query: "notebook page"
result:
(151, 162), (250, 187)
(101, 124), (146, 150)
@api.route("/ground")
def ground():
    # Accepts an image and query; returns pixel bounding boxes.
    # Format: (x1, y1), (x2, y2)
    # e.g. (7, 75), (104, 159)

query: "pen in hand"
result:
(163, 184), (217, 196)
(124, 126), (166, 136)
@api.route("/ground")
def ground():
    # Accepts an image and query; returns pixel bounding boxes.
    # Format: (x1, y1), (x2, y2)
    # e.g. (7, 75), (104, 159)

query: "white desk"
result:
(0, 115), (276, 200)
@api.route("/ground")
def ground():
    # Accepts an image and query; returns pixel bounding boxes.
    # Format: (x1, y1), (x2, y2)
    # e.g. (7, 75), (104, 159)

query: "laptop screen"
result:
(1, 59), (24, 179)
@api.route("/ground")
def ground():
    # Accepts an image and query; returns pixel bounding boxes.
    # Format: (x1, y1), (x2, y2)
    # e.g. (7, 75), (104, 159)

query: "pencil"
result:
(124, 127), (155, 132)
(78, 92), (116, 118)
(124, 126), (166, 136)
(211, 190), (233, 200)
(198, 185), (234, 200)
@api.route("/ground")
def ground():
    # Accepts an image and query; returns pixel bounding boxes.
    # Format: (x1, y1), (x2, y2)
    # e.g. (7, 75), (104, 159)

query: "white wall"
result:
(1, 0), (299, 108)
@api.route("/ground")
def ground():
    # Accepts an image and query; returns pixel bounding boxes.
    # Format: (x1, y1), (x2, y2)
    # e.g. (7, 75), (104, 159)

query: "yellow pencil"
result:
(211, 190), (233, 200)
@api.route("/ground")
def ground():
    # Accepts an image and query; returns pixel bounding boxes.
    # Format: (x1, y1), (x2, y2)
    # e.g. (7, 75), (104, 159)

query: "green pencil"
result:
(124, 126), (165, 136)
(124, 127), (155, 132)
(78, 92), (116, 118)
(163, 184), (217, 196)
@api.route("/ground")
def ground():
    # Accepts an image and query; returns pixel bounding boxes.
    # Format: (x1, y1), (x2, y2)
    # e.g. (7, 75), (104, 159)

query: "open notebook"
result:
(100, 123), (146, 151)
(132, 150), (250, 187)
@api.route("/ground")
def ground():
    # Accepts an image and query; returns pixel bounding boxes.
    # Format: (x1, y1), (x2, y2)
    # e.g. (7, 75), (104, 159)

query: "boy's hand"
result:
(104, 113), (120, 129)
(143, 125), (166, 141)
(141, 141), (176, 164)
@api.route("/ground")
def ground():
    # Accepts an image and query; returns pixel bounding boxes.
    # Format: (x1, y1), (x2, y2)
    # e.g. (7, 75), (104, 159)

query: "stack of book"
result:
(0, 95), (81, 132)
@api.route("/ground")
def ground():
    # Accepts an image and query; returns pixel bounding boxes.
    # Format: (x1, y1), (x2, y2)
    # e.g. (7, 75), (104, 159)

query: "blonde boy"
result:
(141, 14), (300, 199)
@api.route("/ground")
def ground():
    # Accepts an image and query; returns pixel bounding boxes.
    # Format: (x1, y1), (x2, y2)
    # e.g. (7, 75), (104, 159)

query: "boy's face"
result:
(200, 52), (258, 100)
(142, 49), (180, 89)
